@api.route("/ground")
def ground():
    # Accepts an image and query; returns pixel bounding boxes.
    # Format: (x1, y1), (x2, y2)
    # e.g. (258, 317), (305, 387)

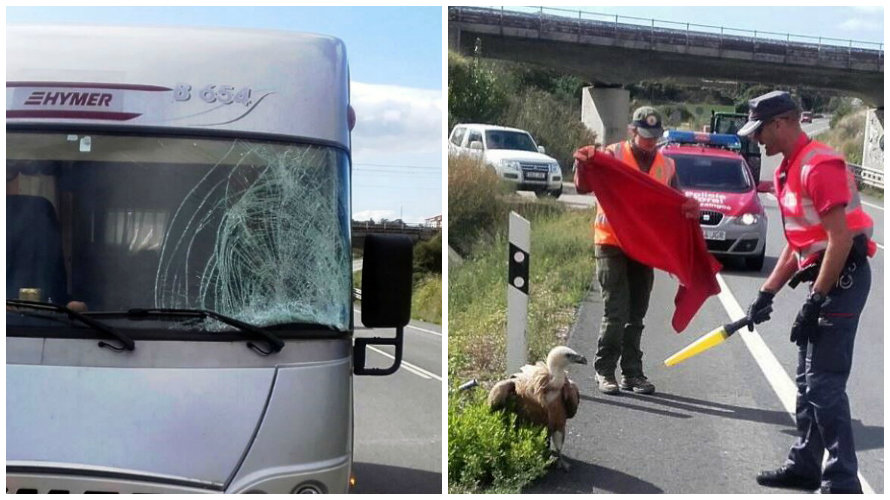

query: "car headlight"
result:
(737, 213), (760, 225)
(549, 163), (561, 173)
(499, 159), (521, 171)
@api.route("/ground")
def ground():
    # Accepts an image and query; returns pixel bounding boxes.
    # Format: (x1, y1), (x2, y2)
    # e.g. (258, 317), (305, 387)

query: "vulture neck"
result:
(547, 360), (568, 387)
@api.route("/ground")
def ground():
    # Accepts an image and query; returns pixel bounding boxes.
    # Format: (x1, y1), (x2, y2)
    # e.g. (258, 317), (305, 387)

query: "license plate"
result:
(525, 172), (546, 179)
(703, 230), (726, 241)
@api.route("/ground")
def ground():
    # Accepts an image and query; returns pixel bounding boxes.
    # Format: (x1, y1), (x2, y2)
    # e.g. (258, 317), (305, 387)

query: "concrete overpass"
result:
(351, 221), (438, 249)
(448, 7), (884, 107)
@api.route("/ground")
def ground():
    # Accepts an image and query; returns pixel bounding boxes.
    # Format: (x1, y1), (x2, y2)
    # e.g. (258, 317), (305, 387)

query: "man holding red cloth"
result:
(574, 106), (712, 396)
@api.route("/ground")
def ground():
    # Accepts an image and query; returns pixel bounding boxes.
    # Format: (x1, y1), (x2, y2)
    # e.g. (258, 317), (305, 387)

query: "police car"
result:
(661, 130), (768, 270)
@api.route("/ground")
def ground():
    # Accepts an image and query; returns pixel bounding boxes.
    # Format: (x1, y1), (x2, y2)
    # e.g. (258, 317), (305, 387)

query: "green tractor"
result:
(710, 111), (763, 182)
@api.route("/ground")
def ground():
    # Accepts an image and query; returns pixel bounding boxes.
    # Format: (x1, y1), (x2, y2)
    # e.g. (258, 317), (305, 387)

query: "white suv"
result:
(448, 123), (563, 197)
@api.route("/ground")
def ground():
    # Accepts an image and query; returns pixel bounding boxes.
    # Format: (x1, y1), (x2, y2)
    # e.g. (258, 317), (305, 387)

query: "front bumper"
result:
(500, 170), (562, 191)
(700, 212), (767, 256)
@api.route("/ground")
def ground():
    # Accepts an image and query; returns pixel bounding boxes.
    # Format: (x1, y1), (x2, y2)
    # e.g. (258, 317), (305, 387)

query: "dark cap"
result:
(631, 106), (663, 138)
(738, 90), (800, 137)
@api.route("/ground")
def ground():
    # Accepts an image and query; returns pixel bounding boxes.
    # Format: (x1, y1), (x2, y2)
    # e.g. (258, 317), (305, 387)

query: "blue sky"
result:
(6, 6), (444, 224)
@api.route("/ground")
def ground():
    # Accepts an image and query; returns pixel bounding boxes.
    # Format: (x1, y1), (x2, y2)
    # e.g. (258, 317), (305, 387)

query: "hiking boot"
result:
(756, 467), (820, 491)
(595, 373), (619, 395)
(819, 484), (863, 494)
(620, 375), (655, 394)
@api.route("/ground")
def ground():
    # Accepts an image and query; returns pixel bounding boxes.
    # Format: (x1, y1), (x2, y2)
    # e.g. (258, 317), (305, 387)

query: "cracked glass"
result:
(7, 132), (351, 332)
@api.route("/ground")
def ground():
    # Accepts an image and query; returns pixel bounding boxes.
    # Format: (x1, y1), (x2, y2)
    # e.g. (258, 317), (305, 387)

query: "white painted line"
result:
(406, 324), (443, 337)
(367, 345), (442, 381)
(353, 309), (442, 336)
(861, 200), (883, 211)
(714, 273), (875, 494)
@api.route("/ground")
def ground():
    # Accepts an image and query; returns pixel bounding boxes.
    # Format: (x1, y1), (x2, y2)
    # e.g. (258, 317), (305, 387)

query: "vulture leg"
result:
(550, 430), (570, 471)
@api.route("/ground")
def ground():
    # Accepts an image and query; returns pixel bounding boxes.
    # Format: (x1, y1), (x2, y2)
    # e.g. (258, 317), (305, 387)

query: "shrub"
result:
(448, 51), (508, 129)
(412, 274), (442, 325)
(448, 389), (552, 493)
(414, 232), (442, 275)
(448, 154), (510, 255)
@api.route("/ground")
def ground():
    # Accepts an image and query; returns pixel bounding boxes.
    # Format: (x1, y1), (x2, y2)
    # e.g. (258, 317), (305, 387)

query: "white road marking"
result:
(714, 273), (875, 494)
(407, 324), (443, 337)
(353, 309), (442, 337)
(367, 345), (442, 381)
(861, 200), (883, 211)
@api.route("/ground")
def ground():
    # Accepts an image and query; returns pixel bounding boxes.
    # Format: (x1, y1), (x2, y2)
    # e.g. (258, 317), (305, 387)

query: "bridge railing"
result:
(849, 163), (884, 190)
(452, 6), (883, 69)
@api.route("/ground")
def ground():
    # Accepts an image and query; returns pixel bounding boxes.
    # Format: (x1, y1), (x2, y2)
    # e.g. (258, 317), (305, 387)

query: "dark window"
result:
(670, 154), (752, 193)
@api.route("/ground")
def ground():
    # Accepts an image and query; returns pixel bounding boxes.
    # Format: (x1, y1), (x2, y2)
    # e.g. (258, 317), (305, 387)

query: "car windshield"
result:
(670, 154), (752, 193)
(484, 130), (538, 152)
(6, 132), (351, 332)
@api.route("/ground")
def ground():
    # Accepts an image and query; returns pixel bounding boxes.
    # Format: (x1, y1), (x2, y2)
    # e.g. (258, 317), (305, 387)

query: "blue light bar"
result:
(663, 130), (741, 150)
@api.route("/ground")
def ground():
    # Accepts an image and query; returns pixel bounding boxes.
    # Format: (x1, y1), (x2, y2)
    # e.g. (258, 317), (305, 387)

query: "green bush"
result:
(412, 274), (442, 325)
(448, 389), (552, 493)
(414, 232), (442, 275)
(448, 51), (508, 129)
(448, 154), (511, 255)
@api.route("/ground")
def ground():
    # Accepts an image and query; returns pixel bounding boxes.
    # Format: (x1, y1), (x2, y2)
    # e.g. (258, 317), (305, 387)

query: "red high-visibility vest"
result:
(594, 141), (676, 247)
(777, 139), (875, 266)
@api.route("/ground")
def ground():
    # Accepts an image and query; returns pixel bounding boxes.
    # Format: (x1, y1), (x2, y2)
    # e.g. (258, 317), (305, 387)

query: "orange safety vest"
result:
(777, 139), (874, 266)
(594, 141), (676, 247)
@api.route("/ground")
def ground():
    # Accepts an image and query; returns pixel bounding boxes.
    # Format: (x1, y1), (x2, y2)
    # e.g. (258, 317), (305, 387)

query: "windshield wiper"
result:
(6, 299), (135, 352)
(125, 308), (284, 356)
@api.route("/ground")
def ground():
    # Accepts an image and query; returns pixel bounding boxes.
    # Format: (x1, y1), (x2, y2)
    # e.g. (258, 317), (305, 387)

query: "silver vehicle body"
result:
(448, 123), (563, 196)
(7, 26), (357, 494)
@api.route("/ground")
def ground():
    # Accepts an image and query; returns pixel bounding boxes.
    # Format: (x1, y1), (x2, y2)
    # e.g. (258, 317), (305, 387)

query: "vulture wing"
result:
(563, 378), (580, 419)
(487, 379), (516, 411)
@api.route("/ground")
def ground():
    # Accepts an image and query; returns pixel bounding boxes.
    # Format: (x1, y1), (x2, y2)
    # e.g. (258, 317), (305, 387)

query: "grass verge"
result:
(448, 207), (595, 493)
(448, 207), (596, 382)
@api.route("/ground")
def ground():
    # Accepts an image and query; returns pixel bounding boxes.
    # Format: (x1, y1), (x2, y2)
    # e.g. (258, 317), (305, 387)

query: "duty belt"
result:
(788, 234), (869, 289)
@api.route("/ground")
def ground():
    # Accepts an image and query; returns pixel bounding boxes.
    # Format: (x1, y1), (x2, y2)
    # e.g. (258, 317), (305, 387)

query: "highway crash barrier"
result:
(849, 163), (883, 190)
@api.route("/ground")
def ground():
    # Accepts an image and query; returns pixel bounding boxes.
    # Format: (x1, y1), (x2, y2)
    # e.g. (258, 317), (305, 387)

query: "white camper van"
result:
(6, 26), (413, 494)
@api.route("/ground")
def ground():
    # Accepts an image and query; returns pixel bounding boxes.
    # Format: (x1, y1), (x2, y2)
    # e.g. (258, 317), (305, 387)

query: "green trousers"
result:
(594, 244), (655, 378)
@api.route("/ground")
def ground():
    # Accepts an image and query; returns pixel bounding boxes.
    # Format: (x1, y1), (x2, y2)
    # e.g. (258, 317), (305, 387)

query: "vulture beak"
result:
(571, 353), (588, 365)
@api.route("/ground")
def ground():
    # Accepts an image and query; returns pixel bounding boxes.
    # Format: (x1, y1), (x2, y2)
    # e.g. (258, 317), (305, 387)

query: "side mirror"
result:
(469, 141), (483, 151)
(757, 180), (775, 195)
(354, 234), (413, 376)
(537, 145), (546, 154)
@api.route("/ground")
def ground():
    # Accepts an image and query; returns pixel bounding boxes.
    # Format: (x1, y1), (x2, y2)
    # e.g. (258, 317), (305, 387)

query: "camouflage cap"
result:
(632, 106), (664, 138)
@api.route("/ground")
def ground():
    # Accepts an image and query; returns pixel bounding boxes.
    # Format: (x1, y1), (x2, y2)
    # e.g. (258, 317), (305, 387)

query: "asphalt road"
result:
(351, 286), (443, 493)
(529, 118), (883, 493)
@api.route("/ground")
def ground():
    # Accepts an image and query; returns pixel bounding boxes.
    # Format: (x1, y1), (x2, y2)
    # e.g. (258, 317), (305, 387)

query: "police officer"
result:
(740, 91), (874, 494)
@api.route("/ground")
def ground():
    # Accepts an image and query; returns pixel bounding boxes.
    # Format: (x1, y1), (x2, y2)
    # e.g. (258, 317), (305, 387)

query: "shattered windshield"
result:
(6, 132), (351, 332)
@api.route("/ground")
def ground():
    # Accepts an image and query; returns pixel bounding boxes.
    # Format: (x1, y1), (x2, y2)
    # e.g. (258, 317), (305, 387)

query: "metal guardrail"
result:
(849, 163), (884, 190)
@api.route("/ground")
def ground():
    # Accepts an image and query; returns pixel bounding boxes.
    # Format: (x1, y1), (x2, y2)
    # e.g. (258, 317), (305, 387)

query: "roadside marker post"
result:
(507, 212), (530, 374)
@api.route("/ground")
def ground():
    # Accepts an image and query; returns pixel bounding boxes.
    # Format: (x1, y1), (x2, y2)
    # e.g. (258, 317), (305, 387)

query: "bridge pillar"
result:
(581, 87), (630, 146)
(862, 108), (884, 173)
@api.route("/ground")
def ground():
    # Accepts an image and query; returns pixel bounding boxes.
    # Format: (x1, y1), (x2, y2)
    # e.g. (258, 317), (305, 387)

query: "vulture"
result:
(488, 346), (587, 470)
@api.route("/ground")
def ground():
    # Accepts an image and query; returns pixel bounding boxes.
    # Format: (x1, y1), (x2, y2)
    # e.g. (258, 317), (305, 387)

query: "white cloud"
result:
(353, 209), (397, 222)
(350, 82), (443, 159)
(838, 17), (883, 32)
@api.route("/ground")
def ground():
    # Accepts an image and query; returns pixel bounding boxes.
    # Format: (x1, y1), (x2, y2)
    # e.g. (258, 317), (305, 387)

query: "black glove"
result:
(746, 290), (775, 331)
(790, 293), (827, 346)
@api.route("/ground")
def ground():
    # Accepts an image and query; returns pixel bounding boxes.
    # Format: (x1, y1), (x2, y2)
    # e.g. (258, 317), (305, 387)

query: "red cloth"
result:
(574, 146), (722, 332)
